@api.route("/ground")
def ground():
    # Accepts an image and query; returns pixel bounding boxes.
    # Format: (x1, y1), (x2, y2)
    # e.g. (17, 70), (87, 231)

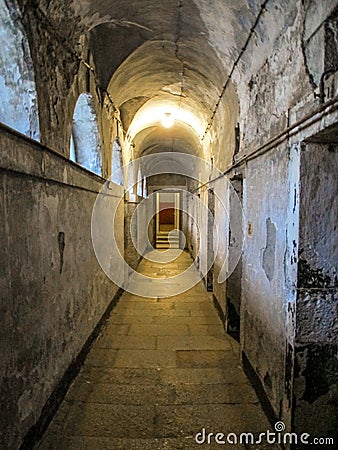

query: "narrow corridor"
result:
(36, 251), (271, 449)
(1, 2), (337, 447)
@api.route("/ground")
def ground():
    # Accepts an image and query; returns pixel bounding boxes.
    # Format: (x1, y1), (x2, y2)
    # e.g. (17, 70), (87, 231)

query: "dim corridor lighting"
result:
(161, 112), (174, 128)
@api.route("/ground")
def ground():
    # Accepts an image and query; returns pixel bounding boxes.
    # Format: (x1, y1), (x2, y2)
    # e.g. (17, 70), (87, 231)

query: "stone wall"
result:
(0, 0), (40, 140)
(294, 141), (338, 441)
(17, 0), (83, 154)
(228, 1), (338, 435)
(1, 0), (337, 445)
(240, 143), (290, 423)
(0, 125), (123, 450)
(124, 201), (141, 273)
(13, 0), (121, 179)
(225, 176), (243, 338)
(212, 179), (229, 322)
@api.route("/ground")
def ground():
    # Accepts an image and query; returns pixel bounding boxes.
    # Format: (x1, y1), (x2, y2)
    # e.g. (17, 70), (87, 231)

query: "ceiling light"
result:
(161, 112), (174, 128)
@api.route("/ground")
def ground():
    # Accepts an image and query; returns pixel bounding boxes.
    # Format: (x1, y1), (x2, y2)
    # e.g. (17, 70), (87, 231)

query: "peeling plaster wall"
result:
(0, 127), (123, 450)
(240, 1), (310, 153)
(197, 188), (207, 281)
(303, 1), (338, 85)
(15, 2), (116, 174)
(239, 1), (338, 159)
(233, 1), (338, 433)
(124, 201), (142, 273)
(241, 144), (289, 423)
(212, 177), (230, 322)
(298, 144), (337, 284)
(226, 177), (243, 337)
(207, 82), (239, 172)
(17, 1), (82, 153)
(293, 142), (338, 441)
(205, 188), (215, 291)
(129, 193), (151, 262)
(0, 0), (40, 140)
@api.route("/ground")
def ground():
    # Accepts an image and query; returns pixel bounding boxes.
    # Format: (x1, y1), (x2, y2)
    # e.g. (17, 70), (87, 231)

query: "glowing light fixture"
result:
(161, 112), (175, 128)
(127, 104), (204, 141)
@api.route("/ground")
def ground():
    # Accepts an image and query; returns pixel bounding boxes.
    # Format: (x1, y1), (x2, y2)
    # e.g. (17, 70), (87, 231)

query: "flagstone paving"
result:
(36, 251), (276, 449)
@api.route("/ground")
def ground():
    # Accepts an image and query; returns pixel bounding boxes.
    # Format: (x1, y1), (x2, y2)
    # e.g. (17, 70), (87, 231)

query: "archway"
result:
(70, 93), (102, 176)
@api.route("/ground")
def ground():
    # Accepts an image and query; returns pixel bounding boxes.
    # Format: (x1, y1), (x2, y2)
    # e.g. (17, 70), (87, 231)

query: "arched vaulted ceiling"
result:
(134, 122), (203, 157)
(33, 0), (297, 160)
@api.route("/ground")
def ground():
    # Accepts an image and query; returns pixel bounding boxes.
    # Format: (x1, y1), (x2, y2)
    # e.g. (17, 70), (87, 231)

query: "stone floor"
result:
(36, 251), (275, 449)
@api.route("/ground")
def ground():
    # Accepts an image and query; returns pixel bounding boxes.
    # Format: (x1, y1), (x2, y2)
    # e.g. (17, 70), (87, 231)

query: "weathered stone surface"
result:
(293, 140), (338, 442)
(34, 252), (272, 449)
(0, 129), (123, 450)
(241, 144), (290, 423)
(294, 344), (338, 444)
(0, 1), (337, 448)
(0, 0), (40, 140)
